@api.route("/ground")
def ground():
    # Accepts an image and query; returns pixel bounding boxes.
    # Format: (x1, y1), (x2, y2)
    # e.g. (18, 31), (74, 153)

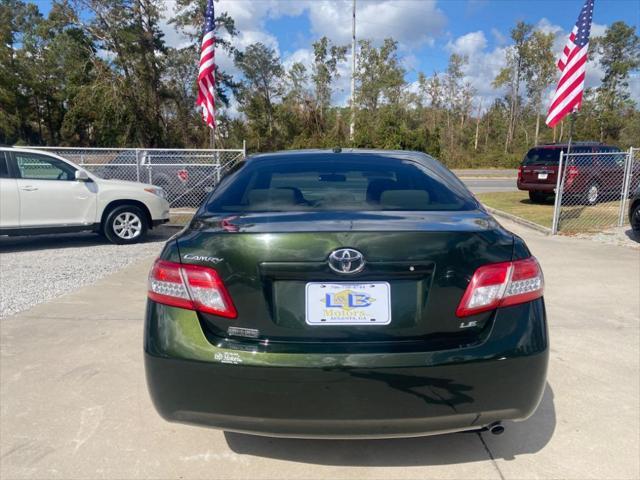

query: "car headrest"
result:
(379, 189), (430, 209)
(248, 188), (297, 206)
(366, 178), (398, 203)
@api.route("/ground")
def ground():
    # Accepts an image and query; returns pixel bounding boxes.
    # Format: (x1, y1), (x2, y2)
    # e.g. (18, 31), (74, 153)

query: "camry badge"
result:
(183, 254), (223, 264)
(328, 248), (365, 274)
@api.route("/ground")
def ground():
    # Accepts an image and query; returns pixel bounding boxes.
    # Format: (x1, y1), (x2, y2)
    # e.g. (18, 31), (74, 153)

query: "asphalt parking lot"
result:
(1, 218), (639, 480)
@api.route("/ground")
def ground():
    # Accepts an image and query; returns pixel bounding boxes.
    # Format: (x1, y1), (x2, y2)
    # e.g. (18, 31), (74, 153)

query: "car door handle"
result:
(20, 186), (38, 191)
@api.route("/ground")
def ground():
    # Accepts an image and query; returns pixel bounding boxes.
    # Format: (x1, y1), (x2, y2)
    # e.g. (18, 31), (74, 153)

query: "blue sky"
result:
(34, 0), (640, 108)
(265, 0), (636, 76)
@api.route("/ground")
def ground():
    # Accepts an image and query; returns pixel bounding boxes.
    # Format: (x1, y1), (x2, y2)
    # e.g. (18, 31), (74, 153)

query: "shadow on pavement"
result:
(224, 383), (556, 466)
(624, 228), (639, 243)
(0, 225), (178, 253)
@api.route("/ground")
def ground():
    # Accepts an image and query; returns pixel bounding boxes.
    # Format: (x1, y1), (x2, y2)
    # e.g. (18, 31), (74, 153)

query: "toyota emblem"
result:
(328, 248), (365, 274)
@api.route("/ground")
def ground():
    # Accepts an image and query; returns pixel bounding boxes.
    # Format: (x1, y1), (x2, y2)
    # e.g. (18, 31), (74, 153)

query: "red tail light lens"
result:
(456, 257), (544, 317)
(148, 259), (237, 318)
(566, 165), (579, 185)
(517, 166), (523, 182)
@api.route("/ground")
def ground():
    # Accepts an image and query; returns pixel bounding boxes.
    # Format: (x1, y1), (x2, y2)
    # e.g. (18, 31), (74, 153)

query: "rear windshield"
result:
(523, 148), (564, 166)
(203, 155), (477, 213)
(523, 146), (619, 166)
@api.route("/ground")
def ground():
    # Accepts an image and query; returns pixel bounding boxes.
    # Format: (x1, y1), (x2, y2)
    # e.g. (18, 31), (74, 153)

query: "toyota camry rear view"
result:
(144, 149), (548, 438)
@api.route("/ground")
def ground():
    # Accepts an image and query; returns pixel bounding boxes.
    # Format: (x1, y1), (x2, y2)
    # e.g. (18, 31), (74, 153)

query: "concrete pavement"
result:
(1, 218), (639, 479)
(452, 169), (517, 178)
(462, 178), (518, 194)
(452, 169), (518, 194)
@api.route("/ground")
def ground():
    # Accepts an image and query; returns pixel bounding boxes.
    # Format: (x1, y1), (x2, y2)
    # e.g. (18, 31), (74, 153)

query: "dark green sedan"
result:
(144, 149), (548, 438)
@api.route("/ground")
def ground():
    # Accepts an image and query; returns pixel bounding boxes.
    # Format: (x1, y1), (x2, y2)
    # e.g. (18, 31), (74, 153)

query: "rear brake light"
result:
(566, 165), (579, 184)
(148, 259), (237, 318)
(456, 257), (544, 317)
(517, 166), (523, 182)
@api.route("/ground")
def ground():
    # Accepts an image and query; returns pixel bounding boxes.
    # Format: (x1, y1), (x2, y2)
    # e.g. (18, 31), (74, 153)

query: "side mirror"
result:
(75, 170), (90, 181)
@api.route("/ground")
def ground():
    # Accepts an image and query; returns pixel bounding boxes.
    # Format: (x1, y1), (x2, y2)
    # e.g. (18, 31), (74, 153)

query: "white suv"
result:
(0, 148), (170, 244)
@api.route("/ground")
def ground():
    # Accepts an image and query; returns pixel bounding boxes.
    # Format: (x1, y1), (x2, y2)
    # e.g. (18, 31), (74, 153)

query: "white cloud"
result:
(446, 31), (487, 57)
(307, 0), (446, 49)
(282, 48), (314, 71)
(400, 54), (420, 73)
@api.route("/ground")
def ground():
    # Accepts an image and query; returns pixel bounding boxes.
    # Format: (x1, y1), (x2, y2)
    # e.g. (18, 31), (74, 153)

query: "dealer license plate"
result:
(305, 282), (391, 325)
(538, 173), (548, 180)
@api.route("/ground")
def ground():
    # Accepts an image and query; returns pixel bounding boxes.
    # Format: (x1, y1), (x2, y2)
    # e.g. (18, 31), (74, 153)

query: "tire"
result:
(583, 181), (600, 206)
(528, 191), (547, 204)
(631, 203), (640, 233)
(102, 205), (148, 245)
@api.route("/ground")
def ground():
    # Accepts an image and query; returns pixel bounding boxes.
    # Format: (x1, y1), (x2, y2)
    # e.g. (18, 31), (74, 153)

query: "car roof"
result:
(246, 148), (438, 165)
(0, 146), (59, 156)
(533, 142), (616, 148)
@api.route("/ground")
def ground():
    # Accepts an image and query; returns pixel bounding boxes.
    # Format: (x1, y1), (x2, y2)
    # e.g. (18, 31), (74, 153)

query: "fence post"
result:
(551, 151), (565, 235)
(618, 147), (634, 227)
(147, 151), (153, 183)
(216, 150), (221, 184)
(242, 139), (246, 158)
(135, 149), (140, 182)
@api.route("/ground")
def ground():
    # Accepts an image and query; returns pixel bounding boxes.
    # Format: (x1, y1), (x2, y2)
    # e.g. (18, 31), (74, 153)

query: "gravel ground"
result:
(0, 227), (176, 318)
(572, 226), (640, 249)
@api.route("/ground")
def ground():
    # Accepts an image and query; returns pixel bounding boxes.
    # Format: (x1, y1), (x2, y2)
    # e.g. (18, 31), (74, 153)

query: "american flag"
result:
(545, 0), (595, 128)
(197, 0), (217, 128)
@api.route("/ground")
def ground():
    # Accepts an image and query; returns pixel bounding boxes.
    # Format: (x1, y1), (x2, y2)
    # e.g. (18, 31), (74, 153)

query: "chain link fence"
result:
(552, 148), (640, 235)
(30, 147), (245, 224)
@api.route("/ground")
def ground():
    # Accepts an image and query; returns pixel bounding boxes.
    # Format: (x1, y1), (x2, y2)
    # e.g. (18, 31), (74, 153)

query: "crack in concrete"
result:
(477, 432), (506, 480)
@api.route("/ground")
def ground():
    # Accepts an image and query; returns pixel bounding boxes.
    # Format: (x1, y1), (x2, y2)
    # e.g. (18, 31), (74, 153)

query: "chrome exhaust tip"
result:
(489, 422), (505, 435)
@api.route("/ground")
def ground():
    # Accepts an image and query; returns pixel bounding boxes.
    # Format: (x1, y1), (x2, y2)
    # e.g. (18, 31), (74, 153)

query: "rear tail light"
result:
(456, 257), (544, 317)
(148, 259), (237, 318)
(566, 165), (579, 185)
(517, 166), (523, 182)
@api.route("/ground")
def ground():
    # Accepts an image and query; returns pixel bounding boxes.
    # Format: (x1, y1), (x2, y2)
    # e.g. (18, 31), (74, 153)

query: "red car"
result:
(517, 142), (624, 205)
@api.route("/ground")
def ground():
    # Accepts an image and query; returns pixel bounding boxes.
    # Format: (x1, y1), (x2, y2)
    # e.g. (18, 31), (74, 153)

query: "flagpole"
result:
(349, 0), (356, 144)
(566, 109), (577, 156)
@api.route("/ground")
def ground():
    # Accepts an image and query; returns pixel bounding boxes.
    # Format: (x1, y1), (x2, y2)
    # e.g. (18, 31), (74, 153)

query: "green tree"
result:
(311, 36), (347, 121)
(0, 0), (42, 144)
(592, 21), (640, 141)
(355, 38), (405, 111)
(71, 0), (169, 146)
(234, 43), (284, 150)
(523, 30), (556, 145)
(493, 21), (533, 153)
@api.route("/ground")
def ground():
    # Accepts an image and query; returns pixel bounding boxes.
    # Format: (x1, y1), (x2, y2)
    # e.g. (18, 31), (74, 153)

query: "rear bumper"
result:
(517, 181), (556, 193)
(144, 301), (549, 438)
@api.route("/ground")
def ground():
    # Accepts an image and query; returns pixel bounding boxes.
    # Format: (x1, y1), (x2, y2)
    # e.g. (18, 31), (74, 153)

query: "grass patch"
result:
(476, 191), (554, 228)
(476, 191), (624, 233)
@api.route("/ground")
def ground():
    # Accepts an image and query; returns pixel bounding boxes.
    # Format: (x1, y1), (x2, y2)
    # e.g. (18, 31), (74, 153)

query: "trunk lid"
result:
(176, 211), (515, 346)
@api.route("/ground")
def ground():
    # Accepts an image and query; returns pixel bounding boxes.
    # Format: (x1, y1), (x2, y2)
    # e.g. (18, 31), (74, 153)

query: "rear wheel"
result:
(584, 181), (600, 206)
(103, 205), (148, 244)
(528, 191), (547, 204)
(631, 203), (640, 233)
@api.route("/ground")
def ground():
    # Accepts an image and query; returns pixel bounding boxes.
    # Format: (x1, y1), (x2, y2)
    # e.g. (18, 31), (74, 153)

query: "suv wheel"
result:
(631, 203), (640, 233)
(103, 205), (148, 245)
(528, 191), (547, 204)
(584, 182), (600, 206)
